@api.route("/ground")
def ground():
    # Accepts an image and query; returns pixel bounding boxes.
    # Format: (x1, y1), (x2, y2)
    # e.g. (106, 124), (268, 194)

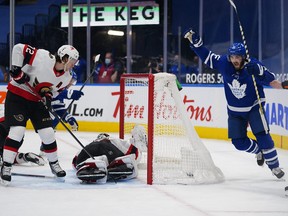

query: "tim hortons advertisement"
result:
(66, 85), (228, 128)
(0, 84), (288, 137)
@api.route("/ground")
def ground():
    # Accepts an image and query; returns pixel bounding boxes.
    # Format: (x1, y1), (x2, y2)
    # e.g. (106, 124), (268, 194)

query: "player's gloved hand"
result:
(183, 28), (203, 48)
(67, 89), (84, 100)
(281, 80), (288, 89)
(245, 61), (264, 77)
(65, 114), (78, 131)
(9, 66), (30, 84)
(40, 92), (53, 108)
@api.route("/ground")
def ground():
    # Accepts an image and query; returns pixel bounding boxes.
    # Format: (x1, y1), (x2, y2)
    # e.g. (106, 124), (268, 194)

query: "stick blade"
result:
(94, 54), (100, 63)
(228, 0), (237, 10)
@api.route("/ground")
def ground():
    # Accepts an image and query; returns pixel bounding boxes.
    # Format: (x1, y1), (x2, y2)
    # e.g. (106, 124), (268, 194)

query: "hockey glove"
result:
(245, 61), (266, 77)
(40, 92), (53, 109)
(67, 89), (84, 100)
(281, 80), (288, 89)
(183, 28), (203, 48)
(65, 113), (78, 131)
(10, 66), (30, 84)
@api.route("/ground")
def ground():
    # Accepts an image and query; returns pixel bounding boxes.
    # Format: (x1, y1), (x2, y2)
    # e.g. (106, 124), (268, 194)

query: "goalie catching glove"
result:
(131, 125), (148, 152)
(183, 28), (203, 48)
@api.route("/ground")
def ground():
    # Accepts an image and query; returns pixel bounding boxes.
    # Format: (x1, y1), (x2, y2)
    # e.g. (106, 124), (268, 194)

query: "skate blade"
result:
(55, 176), (65, 182)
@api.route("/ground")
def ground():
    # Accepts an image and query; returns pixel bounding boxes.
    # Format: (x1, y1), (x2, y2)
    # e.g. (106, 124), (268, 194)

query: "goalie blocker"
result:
(72, 125), (147, 183)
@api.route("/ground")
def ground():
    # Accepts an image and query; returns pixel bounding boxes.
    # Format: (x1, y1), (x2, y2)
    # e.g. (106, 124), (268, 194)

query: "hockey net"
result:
(120, 73), (224, 185)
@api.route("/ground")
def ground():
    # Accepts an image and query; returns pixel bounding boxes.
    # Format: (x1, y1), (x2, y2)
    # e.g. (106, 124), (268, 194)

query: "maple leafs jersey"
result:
(8, 43), (73, 101)
(190, 45), (275, 114)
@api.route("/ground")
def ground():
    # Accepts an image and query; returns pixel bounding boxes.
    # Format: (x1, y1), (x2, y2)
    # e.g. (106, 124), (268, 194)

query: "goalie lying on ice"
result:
(72, 125), (147, 183)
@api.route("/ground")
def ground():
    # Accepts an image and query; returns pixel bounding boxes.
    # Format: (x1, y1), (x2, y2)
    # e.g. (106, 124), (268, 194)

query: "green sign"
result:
(61, 1), (159, 27)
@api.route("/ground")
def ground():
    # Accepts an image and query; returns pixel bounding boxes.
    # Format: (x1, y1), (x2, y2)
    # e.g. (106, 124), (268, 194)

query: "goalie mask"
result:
(57, 45), (79, 73)
(96, 133), (110, 140)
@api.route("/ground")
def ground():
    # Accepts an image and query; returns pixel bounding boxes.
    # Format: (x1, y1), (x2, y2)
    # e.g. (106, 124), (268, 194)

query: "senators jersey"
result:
(8, 43), (72, 101)
(73, 136), (141, 168)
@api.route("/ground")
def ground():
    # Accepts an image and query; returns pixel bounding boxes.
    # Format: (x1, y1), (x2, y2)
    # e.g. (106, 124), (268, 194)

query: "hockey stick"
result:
(58, 54), (101, 124)
(12, 172), (55, 179)
(25, 82), (95, 159)
(228, 0), (268, 131)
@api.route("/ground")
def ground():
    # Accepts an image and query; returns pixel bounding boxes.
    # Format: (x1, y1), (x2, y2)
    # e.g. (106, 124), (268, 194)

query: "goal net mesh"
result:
(120, 73), (224, 184)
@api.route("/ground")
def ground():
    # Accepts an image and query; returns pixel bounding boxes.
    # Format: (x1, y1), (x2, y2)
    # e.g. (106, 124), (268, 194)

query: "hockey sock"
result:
(3, 138), (22, 164)
(262, 148), (280, 169)
(41, 141), (58, 163)
(232, 138), (260, 154)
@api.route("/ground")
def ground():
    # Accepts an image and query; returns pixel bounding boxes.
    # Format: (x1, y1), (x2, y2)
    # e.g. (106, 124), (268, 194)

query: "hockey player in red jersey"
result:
(0, 117), (45, 166)
(72, 125), (147, 183)
(0, 44), (79, 185)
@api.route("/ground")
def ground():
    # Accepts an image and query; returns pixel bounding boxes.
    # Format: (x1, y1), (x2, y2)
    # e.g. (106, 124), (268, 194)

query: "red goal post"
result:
(119, 73), (224, 185)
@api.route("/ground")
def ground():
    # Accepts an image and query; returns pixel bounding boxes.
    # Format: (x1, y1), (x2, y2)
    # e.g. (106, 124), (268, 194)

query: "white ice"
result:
(1, 130), (288, 216)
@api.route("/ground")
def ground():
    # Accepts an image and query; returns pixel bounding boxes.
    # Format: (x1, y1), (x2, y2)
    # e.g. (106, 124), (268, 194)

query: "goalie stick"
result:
(228, 0), (268, 133)
(25, 82), (95, 160)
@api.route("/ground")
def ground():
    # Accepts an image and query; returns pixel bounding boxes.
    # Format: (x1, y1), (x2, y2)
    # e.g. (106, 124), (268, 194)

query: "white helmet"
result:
(57, 45), (79, 61)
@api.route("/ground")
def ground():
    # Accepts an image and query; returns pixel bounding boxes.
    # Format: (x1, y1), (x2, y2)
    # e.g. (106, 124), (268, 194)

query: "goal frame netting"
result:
(120, 73), (224, 185)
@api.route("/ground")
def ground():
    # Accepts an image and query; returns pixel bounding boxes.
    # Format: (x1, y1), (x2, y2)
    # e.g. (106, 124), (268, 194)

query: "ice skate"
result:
(49, 160), (66, 179)
(24, 153), (45, 166)
(0, 162), (12, 186)
(272, 167), (285, 179)
(256, 151), (264, 166)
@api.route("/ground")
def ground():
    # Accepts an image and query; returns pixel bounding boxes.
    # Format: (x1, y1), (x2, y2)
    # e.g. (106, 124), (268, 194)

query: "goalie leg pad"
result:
(108, 155), (138, 180)
(77, 167), (107, 183)
(76, 156), (108, 183)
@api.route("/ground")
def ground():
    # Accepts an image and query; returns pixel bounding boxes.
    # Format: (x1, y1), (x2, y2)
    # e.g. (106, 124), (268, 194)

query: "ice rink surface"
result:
(0, 130), (288, 216)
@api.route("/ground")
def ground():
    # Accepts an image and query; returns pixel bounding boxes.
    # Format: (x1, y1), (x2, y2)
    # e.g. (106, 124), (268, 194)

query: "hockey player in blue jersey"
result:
(51, 71), (83, 131)
(184, 28), (284, 179)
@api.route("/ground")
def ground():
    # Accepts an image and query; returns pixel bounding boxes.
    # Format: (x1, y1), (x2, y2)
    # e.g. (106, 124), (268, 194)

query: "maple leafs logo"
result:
(228, 79), (247, 99)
